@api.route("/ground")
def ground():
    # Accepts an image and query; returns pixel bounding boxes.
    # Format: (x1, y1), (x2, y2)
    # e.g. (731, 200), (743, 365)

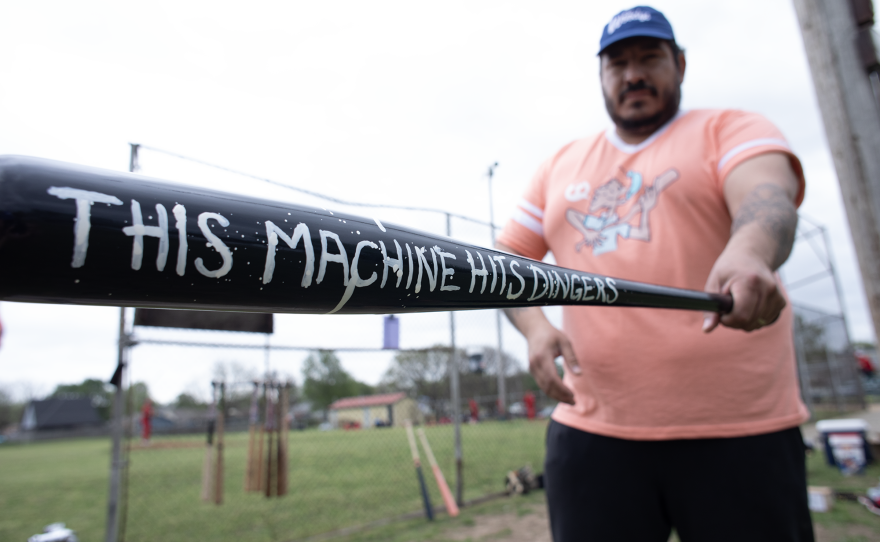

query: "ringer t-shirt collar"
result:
(605, 109), (688, 154)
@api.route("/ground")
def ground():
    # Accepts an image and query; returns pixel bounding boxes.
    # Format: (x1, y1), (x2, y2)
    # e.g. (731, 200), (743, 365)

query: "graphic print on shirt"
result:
(565, 168), (679, 255)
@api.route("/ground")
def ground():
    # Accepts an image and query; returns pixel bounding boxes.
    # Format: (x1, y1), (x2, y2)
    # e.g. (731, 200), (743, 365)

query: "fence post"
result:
(485, 163), (507, 417)
(793, 313), (814, 414)
(447, 213), (464, 506)
(105, 308), (127, 542)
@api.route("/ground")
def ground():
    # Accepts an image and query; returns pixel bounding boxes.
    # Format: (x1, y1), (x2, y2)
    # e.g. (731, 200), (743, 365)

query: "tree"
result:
(302, 351), (369, 410)
(125, 382), (151, 413)
(0, 386), (23, 431)
(174, 392), (204, 409)
(381, 346), (456, 418)
(382, 346), (531, 419)
(51, 378), (114, 421)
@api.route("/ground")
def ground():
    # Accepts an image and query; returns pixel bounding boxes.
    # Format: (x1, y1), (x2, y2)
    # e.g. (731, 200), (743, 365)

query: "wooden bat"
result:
(264, 384), (276, 498)
(416, 427), (459, 517)
(278, 382), (290, 496)
(0, 155), (732, 316)
(255, 383), (266, 492)
(200, 382), (217, 502)
(214, 382), (225, 505)
(245, 381), (260, 492)
(405, 420), (434, 521)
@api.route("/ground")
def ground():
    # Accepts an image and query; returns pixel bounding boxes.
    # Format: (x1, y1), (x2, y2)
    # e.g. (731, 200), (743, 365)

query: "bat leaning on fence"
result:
(0, 155), (732, 315)
(214, 382), (225, 505)
(245, 381), (261, 492)
(201, 383), (217, 503)
(416, 427), (459, 518)
(405, 421), (434, 521)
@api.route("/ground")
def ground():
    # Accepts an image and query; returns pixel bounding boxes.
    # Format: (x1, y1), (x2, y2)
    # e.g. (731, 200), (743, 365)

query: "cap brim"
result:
(598, 28), (675, 56)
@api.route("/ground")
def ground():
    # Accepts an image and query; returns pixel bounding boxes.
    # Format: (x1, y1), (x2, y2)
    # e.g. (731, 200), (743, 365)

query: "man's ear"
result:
(677, 52), (686, 84)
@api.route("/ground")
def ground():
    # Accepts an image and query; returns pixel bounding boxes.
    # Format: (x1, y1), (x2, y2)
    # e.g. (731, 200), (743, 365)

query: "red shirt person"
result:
(141, 398), (153, 442)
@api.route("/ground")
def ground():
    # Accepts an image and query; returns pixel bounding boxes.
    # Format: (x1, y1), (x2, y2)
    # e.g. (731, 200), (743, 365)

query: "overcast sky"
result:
(0, 0), (874, 403)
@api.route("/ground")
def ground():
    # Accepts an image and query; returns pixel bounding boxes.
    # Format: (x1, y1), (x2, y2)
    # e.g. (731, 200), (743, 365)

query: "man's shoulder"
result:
(679, 108), (775, 128)
(543, 131), (609, 166)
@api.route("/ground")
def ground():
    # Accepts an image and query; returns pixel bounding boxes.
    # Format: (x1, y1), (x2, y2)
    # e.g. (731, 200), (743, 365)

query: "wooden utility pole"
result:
(792, 0), (880, 342)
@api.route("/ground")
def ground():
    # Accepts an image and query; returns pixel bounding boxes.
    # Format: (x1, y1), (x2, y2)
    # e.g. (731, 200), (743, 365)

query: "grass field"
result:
(0, 420), (548, 542)
(7, 421), (880, 542)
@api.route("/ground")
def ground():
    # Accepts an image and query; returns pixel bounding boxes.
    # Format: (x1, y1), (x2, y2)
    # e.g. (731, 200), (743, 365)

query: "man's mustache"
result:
(619, 82), (658, 103)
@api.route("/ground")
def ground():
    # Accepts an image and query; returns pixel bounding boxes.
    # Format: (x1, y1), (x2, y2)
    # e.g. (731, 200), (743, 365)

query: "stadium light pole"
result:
(486, 163), (507, 418)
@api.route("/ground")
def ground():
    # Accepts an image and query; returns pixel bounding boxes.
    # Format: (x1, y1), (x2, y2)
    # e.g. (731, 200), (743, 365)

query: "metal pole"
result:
(106, 143), (140, 542)
(792, 0), (880, 345)
(264, 334), (271, 377)
(820, 225), (866, 409)
(793, 315), (815, 415)
(447, 213), (464, 506)
(105, 308), (126, 542)
(486, 163), (507, 418)
(128, 143), (140, 174)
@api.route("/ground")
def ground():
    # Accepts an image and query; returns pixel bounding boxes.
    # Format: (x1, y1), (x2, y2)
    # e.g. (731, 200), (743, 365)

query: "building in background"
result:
(20, 397), (102, 432)
(329, 392), (422, 429)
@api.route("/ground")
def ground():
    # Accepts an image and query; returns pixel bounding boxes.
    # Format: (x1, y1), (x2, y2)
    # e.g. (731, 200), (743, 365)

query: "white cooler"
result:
(816, 418), (871, 475)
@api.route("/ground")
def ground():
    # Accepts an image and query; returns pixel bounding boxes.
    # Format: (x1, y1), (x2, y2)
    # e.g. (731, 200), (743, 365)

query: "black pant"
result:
(544, 420), (814, 542)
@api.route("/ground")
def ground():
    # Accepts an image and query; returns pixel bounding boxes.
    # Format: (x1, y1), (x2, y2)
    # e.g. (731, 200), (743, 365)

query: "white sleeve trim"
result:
(518, 198), (545, 219)
(512, 208), (545, 237)
(717, 138), (790, 173)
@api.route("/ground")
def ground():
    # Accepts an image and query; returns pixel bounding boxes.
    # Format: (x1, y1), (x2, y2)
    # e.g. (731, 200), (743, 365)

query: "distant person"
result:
(497, 6), (812, 541)
(141, 398), (153, 444)
(857, 352), (875, 379)
(524, 392), (536, 420)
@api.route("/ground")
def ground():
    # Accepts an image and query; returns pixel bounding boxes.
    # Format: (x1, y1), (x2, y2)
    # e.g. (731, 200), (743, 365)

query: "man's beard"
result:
(604, 80), (681, 134)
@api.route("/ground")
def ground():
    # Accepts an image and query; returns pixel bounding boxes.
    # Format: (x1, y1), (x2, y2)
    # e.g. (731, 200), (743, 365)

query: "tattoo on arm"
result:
(731, 183), (798, 269)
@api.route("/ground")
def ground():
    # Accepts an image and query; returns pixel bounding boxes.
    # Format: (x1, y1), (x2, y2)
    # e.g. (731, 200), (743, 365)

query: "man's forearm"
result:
(503, 306), (551, 338)
(728, 182), (798, 270)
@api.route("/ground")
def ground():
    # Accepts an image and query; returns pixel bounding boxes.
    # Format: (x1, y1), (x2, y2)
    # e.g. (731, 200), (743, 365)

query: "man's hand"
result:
(496, 242), (581, 404)
(702, 247), (787, 332)
(516, 310), (581, 405)
(703, 152), (800, 333)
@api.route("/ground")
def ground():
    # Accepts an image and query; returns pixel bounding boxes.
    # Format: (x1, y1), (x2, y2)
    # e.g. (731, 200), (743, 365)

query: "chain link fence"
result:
(2, 148), (868, 542)
(113, 146), (554, 541)
(793, 304), (865, 413)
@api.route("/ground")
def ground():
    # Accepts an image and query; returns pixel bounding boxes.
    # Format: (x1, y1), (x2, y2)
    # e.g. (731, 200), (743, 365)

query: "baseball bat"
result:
(245, 381), (260, 492)
(256, 383), (266, 492)
(405, 421), (434, 521)
(0, 155), (732, 315)
(416, 427), (459, 517)
(200, 382), (217, 502)
(264, 385), (276, 498)
(278, 382), (290, 496)
(214, 382), (225, 505)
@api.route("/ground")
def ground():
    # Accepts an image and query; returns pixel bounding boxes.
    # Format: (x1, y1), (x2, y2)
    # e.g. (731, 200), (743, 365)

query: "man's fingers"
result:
(720, 278), (760, 330)
(558, 338), (581, 375)
(719, 276), (787, 331)
(530, 354), (575, 405)
(702, 274), (725, 333)
(535, 360), (574, 404)
(702, 312), (720, 333)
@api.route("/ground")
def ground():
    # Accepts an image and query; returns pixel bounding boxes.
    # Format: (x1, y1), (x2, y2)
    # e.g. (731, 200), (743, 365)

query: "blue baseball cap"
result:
(598, 6), (676, 55)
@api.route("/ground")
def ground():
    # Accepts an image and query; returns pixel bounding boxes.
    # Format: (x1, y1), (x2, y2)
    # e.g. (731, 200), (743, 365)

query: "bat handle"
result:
(714, 293), (734, 314)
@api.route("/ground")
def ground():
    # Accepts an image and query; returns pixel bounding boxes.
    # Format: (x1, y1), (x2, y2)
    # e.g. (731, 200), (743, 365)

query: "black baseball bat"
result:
(0, 156), (732, 314)
(405, 421), (434, 521)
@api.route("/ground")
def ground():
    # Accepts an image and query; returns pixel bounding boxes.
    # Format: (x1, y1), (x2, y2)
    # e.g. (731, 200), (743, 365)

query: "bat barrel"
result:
(0, 155), (731, 315)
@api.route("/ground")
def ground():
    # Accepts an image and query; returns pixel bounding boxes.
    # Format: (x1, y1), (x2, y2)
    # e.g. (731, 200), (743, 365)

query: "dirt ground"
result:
(443, 501), (550, 542)
(442, 499), (880, 542)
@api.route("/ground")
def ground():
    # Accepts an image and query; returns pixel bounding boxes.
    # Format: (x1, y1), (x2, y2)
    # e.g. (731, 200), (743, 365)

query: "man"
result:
(497, 6), (812, 541)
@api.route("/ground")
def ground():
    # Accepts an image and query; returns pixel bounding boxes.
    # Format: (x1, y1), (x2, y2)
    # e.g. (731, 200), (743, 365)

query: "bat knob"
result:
(716, 294), (734, 314)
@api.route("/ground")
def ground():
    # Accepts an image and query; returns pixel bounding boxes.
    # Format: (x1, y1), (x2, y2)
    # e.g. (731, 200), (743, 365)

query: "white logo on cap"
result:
(607, 9), (652, 35)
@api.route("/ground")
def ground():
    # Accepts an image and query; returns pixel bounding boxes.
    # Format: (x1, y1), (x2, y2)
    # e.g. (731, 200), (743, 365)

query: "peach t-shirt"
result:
(498, 109), (810, 440)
